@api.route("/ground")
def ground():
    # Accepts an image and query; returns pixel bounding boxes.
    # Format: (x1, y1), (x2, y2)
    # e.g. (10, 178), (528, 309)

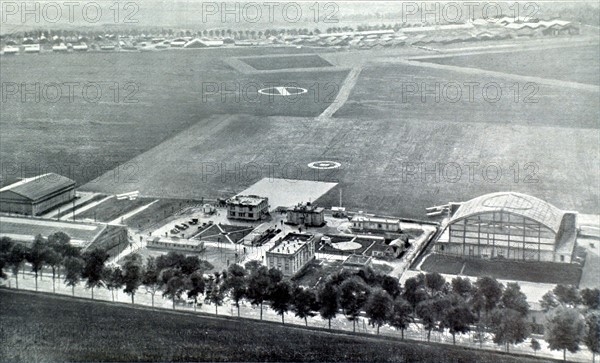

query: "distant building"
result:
(226, 195), (268, 221)
(286, 202), (325, 227)
(342, 254), (372, 270)
(148, 237), (205, 252)
(266, 233), (316, 277)
(351, 213), (401, 233)
(0, 173), (76, 215)
(435, 192), (578, 263)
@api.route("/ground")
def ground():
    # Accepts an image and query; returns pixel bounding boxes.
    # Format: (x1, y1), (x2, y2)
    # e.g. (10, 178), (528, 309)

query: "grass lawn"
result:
(124, 198), (203, 230)
(292, 260), (344, 288)
(77, 197), (155, 223)
(420, 253), (582, 285)
(240, 54), (333, 70)
(420, 254), (465, 275)
(55, 194), (107, 219)
(0, 289), (555, 362)
(423, 45), (600, 86)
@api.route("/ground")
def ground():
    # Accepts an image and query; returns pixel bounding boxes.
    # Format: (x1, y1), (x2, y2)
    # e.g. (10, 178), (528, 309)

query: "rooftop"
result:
(226, 195), (267, 206)
(287, 202), (324, 213)
(351, 214), (400, 224)
(450, 192), (565, 234)
(268, 233), (313, 255)
(0, 173), (75, 201)
(343, 254), (372, 266)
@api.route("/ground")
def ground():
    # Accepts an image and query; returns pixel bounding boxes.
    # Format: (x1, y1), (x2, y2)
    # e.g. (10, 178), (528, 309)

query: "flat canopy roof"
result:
(0, 173), (75, 201)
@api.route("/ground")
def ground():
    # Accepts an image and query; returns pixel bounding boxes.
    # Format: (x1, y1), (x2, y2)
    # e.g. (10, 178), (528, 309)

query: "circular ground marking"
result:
(258, 86), (308, 96)
(308, 161), (341, 170)
(332, 241), (362, 251)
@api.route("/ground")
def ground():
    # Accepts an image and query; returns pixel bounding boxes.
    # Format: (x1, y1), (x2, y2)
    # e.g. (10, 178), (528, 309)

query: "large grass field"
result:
(76, 197), (154, 223)
(0, 289), (554, 362)
(0, 47), (344, 187)
(423, 44), (600, 86)
(2, 42), (598, 219)
(240, 54), (334, 70)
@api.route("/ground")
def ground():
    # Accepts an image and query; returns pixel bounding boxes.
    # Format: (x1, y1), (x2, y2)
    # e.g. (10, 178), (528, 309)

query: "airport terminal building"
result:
(0, 173), (76, 216)
(435, 192), (578, 263)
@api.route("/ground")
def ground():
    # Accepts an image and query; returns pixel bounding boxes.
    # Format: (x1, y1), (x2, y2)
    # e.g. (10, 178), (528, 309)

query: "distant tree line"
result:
(1, 235), (598, 361)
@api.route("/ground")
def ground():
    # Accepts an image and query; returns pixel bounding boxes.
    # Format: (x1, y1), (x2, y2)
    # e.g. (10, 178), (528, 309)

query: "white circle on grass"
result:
(332, 241), (361, 251)
(308, 161), (341, 170)
(258, 86), (308, 96)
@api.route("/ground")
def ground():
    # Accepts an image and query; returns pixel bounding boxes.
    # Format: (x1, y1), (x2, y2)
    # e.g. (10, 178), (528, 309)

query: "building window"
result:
(229, 211), (236, 216)
(560, 255), (565, 262)
(248, 213), (253, 218)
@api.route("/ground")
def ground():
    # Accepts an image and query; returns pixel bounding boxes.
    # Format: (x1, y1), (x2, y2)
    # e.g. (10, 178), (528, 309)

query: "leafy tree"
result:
(451, 277), (472, 298)
(318, 281), (339, 330)
(0, 237), (15, 280)
(381, 275), (402, 299)
(104, 265), (124, 302)
(122, 253), (143, 304)
(44, 248), (62, 293)
(340, 277), (370, 332)
(365, 288), (393, 335)
(82, 248), (109, 299)
(424, 272), (446, 296)
(142, 256), (162, 307)
(473, 276), (503, 319)
(292, 286), (318, 326)
(7, 243), (29, 289)
(501, 282), (529, 316)
(403, 274), (427, 311)
(530, 338), (541, 355)
(416, 298), (439, 342)
(156, 251), (185, 271)
(270, 280), (293, 324)
(224, 264), (246, 317)
(246, 266), (270, 320)
(583, 313), (600, 363)
(490, 308), (530, 352)
(244, 260), (262, 274)
(540, 291), (561, 312)
(180, 255), (202, 276)
(544, 306), (586, 361)
(207, 274), (225, 315)
(0, 236), (14, 256)
(63, 256), (84, 296)
(27, 235), (50, 291)
(389, 297), (413, 340)
(187, 270), (206, 312)
(162, 272), (185, 310)
(581, 288), (600, 310)
(441, 294), (475, 345)
(553, 285), (581, 307)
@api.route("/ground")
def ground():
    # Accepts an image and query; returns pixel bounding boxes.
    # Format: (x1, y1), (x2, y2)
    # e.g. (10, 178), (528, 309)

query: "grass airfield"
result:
(1, 39), (598, 218)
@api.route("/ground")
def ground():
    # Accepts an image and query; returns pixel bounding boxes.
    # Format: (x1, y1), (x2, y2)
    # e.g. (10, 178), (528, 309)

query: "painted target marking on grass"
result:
(308, 161), (341, 170)
(258, 86), (308, 97)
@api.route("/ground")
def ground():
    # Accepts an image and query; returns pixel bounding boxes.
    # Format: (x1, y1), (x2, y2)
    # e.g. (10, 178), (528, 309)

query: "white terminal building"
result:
(225, 195), (269, 221)
(266, 233), (316, 277)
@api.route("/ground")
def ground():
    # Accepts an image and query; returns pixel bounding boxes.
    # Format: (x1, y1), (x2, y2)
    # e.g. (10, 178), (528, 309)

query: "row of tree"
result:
(1, 236), (598, 361)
